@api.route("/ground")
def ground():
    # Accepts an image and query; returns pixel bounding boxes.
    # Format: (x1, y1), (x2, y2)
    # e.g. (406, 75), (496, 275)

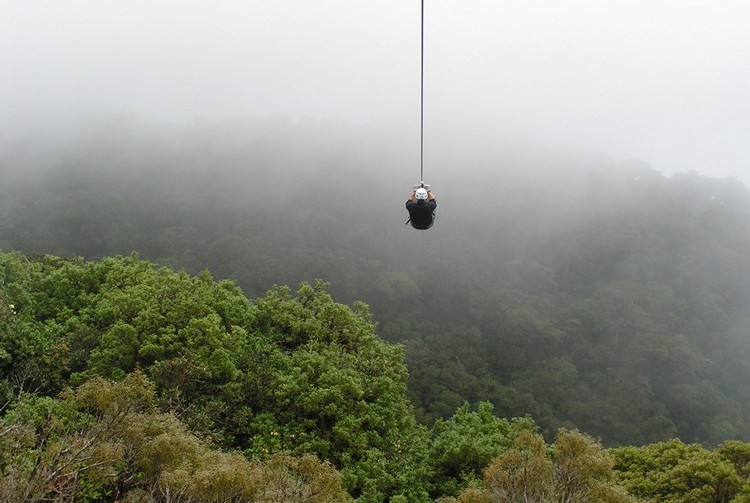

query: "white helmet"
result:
(415, 188), (429, 200)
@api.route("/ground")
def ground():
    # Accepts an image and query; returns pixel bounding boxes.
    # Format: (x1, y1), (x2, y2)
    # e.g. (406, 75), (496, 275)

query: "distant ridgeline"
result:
(2, 117), (750, 451)
(2, 251), (750, 502)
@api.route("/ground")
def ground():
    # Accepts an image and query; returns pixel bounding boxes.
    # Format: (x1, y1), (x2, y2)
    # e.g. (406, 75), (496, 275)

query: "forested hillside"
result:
(2, 115), (750, 448)
(3, 251), (750, 502)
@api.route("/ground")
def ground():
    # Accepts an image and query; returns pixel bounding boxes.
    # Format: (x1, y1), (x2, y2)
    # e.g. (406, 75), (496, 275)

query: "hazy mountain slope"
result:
(2, 116), (749, 445)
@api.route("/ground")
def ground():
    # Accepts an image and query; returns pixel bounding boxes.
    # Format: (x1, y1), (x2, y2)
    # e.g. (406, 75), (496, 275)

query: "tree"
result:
(612, 439), (743, 502)
(246, 281), (431, 502)
(428, 402), (530, 497)
(0, 372), (353, 503)
(458, 429), (637, 503)
(483, 429), (554, 503)
(553, 429), (635, 503)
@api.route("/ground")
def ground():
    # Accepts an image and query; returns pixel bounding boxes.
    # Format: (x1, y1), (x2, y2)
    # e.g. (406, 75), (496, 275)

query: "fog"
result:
(3, 1), (750, 448)
(3, 0), (750, 184)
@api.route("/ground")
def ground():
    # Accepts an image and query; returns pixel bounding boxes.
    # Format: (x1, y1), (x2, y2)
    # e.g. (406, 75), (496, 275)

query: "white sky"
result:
(2, 0), (750, 183)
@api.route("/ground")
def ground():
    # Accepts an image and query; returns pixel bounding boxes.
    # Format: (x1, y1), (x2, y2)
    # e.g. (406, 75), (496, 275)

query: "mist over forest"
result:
(2, 114), (750, 451)
(4, 0), (750, 499)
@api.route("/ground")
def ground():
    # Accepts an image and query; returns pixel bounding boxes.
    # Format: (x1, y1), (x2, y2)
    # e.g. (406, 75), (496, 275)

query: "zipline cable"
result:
(420, 0), (425, 183)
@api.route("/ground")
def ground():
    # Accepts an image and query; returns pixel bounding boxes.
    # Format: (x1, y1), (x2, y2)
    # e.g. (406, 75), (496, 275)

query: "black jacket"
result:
(406, 199), (437, 230)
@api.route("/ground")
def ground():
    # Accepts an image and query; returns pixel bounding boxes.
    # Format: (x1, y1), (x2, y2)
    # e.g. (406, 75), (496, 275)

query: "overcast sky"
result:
(2, 0), (749, 184)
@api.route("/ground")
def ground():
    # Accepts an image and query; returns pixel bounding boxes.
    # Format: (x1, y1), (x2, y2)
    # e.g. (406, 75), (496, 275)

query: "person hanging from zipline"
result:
(405, 182), (436, 230)
(405, 3), (436, 231)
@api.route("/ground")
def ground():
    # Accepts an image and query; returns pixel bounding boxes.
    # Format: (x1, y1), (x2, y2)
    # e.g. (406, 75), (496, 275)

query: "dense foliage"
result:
(1, 371), (352, 503)
(612, 439), (750, 502)
(0, 251), (430, 501)
(2, 250), (750, 501)
(2, 115), (750, 449)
